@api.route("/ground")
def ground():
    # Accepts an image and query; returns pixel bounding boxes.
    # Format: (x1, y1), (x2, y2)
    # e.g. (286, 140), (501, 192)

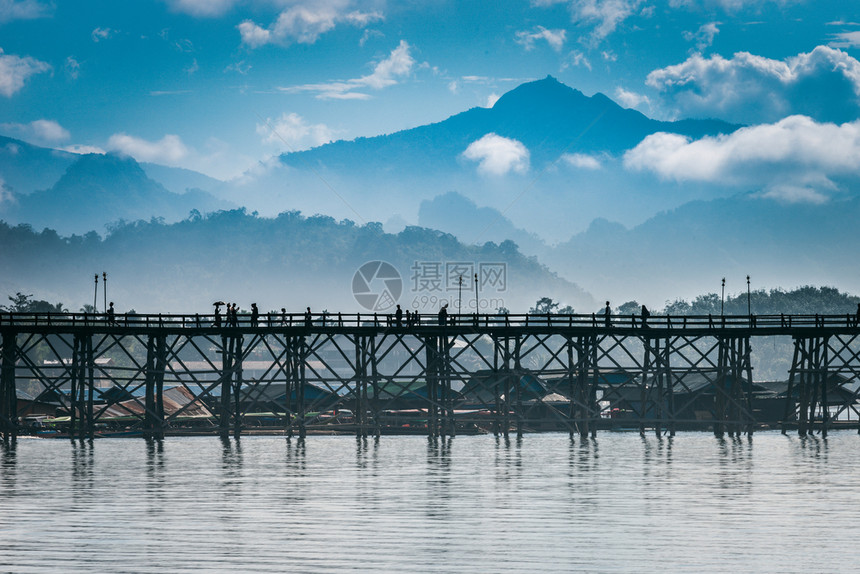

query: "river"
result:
(1, 431), (859, 573)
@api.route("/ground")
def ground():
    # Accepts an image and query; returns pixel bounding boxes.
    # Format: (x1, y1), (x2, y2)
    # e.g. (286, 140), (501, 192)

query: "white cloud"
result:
(256, 112), (338, 151)
(515, 26), (566, 52)
(239, 1), (383, 48)
(683, 21), (719, 52)
(563, 50), (591, 70)
(830, 31), (860, 49)
(462, 133), (530, 176)
(65, 56), (80, 80)
(91, 27), (114, 42)
(0, 119), (70, 144)
(279, 40), (414, 99)
(107, 133), (189, 165)
(647, 46), (860, 124)
(485, 93), (500, 108)
(359, 28), (384, 47)
(566, 0), (644, 43)
(562, 153), (602, 169)
(163, 0), (236, 17)
(0, 48), (51, 97)
(624, 115), (860, 202)
(0, 0), (51, 23)
(61, 144), (106, 155)
(615, 87), (650, 110)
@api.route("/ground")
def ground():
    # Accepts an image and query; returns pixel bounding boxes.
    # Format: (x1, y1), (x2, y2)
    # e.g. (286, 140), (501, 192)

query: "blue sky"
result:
(1, 0), (859, 180)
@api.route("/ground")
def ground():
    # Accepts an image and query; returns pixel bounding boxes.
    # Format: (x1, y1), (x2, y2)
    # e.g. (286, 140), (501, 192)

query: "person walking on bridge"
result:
(438, 303), (448, 326)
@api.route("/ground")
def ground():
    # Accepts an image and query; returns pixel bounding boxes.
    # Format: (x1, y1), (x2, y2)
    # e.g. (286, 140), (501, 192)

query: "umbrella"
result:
(213, 301), (225, 306)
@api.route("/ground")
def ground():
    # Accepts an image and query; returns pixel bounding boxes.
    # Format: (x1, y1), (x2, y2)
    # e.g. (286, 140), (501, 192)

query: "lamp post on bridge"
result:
(721, 277), (725, 316)
(747, 275), (751, 316)
(93, 273), (98, 313)
(103, 272), (107, 315)
(474, 273), (479, 317)
(458, 275), (463, 315)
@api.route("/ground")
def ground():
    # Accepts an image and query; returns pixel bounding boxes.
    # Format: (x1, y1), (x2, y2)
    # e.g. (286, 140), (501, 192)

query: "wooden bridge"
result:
(2, 311), (860, 440)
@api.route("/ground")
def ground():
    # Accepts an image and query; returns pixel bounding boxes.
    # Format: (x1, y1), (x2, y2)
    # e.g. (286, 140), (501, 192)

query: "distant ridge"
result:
(4, 153), (232, 234)
(278, 76), (740, 169)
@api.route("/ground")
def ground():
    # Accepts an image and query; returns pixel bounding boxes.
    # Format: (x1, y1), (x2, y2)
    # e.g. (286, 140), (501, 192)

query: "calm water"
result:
(1, 431), (859, 573)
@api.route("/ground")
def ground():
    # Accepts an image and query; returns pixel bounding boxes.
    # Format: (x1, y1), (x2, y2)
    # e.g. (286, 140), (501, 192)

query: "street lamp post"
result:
(746, 275), (751, 316)
(458, 275), (463, 314)
(103, 272), (107, 314)
(721, 277), (725, 316)
(93, 274), (99, 313)
(474, 273), (479, 317)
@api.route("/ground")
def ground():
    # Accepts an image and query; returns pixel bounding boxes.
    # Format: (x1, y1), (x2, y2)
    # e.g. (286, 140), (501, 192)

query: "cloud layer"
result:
(0, 119), (69, 144)
(256, 112), (337, 151)
(624, 115), (860, 203)
(278, 40), (414, 99)
(647, 46), (860, 124)
(108, 133), (189, 164)
(462, 133), (530, 176)
(239, 0), (382, 48)
(0, 48), (51, 97)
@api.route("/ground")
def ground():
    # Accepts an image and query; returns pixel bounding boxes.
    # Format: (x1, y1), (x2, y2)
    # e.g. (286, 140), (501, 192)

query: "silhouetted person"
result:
(250, 303), (259, 327)
(281, 307), (287, 326)
(395, 304), (403, 327)
(641, 304), (650, 328)
(304, 307), (312, 328)
(405, 309), (411, 327)
(214, 304), (222, 327)
(855, 303), (860, 327)
(438, 303), (448, 326)
(603, 301), (611, 328)
(107, 301), (115, 324)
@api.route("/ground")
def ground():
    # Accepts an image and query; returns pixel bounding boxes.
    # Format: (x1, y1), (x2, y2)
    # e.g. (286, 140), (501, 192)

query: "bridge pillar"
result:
(715, 337), (755, 437)
(0, 331), (17, 439)
(783, 336), (829, 437)
(144, 334), (167, 438)
(232, 336), (244, 438)
(355, 335), (369, 438)
(69, 333), (94, 440)
(572, 335), (599, 439)
(424, 335), (437, 437)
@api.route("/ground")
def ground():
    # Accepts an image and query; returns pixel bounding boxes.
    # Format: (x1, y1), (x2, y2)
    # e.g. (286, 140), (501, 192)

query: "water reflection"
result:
(0, 436), (16, 491)
(145, 436), (164, 478)
(285, 436), (306, 469)
(6, 432), (860, 574)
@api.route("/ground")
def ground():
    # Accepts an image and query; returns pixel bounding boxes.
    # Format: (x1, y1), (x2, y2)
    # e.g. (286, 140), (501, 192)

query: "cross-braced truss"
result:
(2, 316), (860, 439)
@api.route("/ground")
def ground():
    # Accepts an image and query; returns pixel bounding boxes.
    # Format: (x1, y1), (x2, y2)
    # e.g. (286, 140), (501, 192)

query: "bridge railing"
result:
(0, 311), (858, 330)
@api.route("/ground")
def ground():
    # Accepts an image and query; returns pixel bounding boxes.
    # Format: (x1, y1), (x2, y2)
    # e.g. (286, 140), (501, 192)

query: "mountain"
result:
(546, 192), (860, 305)
(279, 76), (737, 170)
(2, 153), (232, 235)
(0, 135), (76, 195)
(0, 209), (594, 314)
(141, 162), (222, 195)
(216, 76), (740, 240)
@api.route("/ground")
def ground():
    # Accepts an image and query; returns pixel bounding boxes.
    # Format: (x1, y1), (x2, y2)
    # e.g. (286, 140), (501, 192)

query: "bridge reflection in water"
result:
(1, 311), (859, 440)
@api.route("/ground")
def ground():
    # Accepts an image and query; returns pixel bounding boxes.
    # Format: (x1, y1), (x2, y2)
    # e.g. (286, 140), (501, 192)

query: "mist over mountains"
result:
(0, 76), (858, 309)
(0, 211), (589, 314)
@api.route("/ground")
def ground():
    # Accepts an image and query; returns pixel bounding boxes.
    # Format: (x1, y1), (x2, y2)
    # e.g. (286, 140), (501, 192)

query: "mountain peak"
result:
(492, 75), (588, 112)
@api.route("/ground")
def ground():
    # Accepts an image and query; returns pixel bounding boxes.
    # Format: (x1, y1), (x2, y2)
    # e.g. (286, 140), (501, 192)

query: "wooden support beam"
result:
(0, 331), (18, 438)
